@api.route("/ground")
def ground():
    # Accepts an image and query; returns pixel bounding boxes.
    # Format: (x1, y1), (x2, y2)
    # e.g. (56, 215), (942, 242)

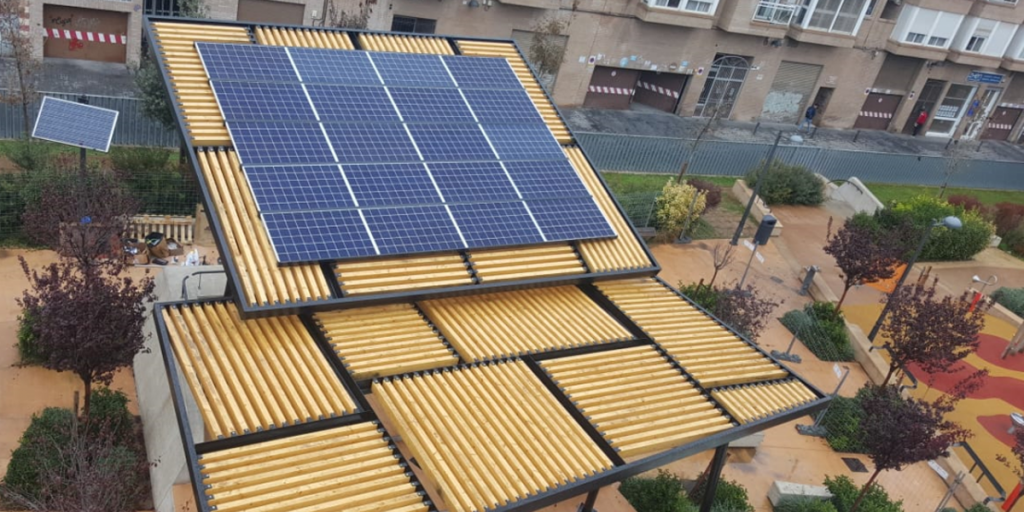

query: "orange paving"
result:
(844, 303), (1021, 501)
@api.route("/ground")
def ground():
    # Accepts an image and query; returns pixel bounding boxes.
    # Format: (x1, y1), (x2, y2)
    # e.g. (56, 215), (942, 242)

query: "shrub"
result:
(819, 395), (867, 453)
(87, 387), (135, 441)
(884, 196), (994, 261)
(947, 195), (988, 217)
(656, 180), (707, 236)
(991, 287), (1024, 318)
(679, 282), (721, 312)
(964, 504), (991, 512)
(1, 407), (75, 500)
(8, 139), (54, 173)
(678, 282), (780, 340)
(1003, 226), (1024, 257)
(619, 470), (696, 512)
(993, 202), (1024, 237)
(111, 147), (198, 216)
(688, 179), (723, 209)
(824, 475), (902, 512)
(16, 307), (45, 365)
(774, 497), (838, 512)
(690, 478), (754, 512)
(780, 302), (854, 362)
(745, 160), (823, 206)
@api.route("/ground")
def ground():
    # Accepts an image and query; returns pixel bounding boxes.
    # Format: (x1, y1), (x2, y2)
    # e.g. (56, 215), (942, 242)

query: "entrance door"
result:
(760, 61), (823, 123)
(902, 79), (945, 134)
(927, 84), (976, 137)
(694, 55), (750, 118)
(583, 66), (639, 109)
(633, 71), (687, 113)
(854, 93), (902, 130)
(963, 87), (1001, 140)
(982, 107), (1023, 140)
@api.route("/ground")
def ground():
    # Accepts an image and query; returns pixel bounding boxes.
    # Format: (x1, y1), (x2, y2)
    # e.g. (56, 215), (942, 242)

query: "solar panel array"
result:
(32, 97), (119, 152)
(196, 42), (615, 264)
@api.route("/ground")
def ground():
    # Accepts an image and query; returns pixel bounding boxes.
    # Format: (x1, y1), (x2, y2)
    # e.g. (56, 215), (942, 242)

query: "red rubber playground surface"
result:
(845, 304), (1022, 506)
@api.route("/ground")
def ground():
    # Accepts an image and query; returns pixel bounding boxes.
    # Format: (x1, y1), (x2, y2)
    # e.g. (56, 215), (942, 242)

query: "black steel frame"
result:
(142, 15), (661, 319)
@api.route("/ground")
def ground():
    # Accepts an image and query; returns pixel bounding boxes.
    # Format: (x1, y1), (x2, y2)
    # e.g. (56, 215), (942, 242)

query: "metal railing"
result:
(951, 441), (1007, 505)
(576, 132), (1024, 191)
(0, 91), (180, 147)
(753, 1), (799, 25)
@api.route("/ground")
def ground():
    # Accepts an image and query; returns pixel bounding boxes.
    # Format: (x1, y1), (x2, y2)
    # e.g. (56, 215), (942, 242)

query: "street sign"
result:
(755, 252), (765, 264)
(967, 71), (1004, 84)
(928, 460), (949, 480)
(832, 363), (843, 380)
(743, 240), (755, 251)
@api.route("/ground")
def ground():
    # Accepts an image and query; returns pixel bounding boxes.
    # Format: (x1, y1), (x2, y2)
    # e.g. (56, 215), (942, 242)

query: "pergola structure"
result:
(145, 16), (828, 512)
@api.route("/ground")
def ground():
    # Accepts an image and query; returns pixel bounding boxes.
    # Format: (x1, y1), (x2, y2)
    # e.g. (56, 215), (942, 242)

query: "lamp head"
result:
(468, 0), (480, 7)
(972, 275), (982, 283)
(940, 216), (962, 230)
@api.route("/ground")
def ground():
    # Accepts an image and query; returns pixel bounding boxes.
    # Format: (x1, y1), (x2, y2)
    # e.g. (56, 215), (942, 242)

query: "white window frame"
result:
(893, 6), (963, 50)
(753, 0), (799, 25)
(647, 0), (719, 14)
(906, 32), (925, 43)
(797, 0), (871, 35)
(965, 35), (986, 52)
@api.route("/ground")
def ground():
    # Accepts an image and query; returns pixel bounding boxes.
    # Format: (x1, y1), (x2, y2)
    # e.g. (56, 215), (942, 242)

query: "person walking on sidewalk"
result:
(799, 103), (818, 133)
(913, 108), (928, 136)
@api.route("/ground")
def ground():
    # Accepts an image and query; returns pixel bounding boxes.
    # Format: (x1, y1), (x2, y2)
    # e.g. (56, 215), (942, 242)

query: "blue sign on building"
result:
(967, 71), (1004, 84)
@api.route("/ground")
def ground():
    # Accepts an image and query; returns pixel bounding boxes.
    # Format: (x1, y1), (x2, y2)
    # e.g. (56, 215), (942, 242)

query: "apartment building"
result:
(9, 0), (1024, 140)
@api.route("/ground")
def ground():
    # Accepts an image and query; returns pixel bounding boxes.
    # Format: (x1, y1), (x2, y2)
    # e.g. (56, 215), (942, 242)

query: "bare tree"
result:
(708, 243), (735, 287)
(677, 102), (728, 183)
(327, 0), (370, 29)
(525, 16), (568, 90)
(0, 0), (40, 136)
(938, 140), (971, 199)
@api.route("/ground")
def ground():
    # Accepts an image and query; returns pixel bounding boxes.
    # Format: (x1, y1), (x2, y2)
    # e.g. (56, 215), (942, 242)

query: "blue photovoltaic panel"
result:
(462, 89), (542, 123)
(426, 162), (518, 202)
(32, 97), (118, 152)
(323, 123), (420, 163)
(406, 124), (494, 162)
(389, 88), (474, 122)
(231, 122), (335, 165)
(449, 202), (544, 248)
(528, 197), (615, 241)
(503, 160), (589, 200)
(305, 85), (399, 122)
(362, 206), (463, 255)
(264, 210), (377, 263)
(245, 165), (354, 213)
(344, 163), (442, 207)
(289, 47), (380, 85)
(370, 53), (454, 87)
(442, 55), (521, 89)
(483, 123), (564, 160)
(212, 82), (316, 121)
(197, 43), (297, 82)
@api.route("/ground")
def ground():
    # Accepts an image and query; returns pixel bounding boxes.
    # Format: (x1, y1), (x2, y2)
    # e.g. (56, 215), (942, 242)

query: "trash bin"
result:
(145, 232), (170, 259)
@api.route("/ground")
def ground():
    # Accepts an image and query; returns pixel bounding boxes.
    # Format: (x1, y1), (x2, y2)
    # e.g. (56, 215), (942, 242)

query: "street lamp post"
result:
(866, 216), (962, 343)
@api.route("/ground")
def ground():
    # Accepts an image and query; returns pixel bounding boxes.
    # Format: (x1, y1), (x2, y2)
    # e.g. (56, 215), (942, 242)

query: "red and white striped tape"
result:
(637, 81), (680, 99)
(987, 122), (1013, 130)
(858, 111), (893, 119)
(588, 85), (632, 95)
(44, 28), (126, 44)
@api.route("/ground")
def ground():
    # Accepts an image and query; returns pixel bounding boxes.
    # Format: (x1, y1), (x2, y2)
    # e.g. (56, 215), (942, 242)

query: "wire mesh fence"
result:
(613, 192), (659, 228)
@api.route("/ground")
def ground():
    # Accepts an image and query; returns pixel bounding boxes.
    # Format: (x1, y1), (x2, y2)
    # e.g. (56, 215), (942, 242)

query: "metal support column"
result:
(577, 489), (599, 512)
(699, 446), (729, 512)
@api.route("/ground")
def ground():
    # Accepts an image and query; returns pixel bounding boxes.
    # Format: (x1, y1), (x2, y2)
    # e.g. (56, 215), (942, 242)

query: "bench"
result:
(129, 215), (196, 245)
(768, 481), (833, 507)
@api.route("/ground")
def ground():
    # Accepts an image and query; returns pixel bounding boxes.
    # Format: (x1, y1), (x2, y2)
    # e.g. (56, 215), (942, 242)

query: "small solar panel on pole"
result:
(31, 96), (120, 176)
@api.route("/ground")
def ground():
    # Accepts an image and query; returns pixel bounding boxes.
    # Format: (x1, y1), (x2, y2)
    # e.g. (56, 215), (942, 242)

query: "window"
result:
(966, 36), (986, 52)
(754, 0), (798, 24)
(804, 0), (869, 35)
(928, 36), (947, 46)
(144, 0), (181, 16)
(905, 32), (926, 43)
(391, 15), (436, 34)
(648, 0), (718, 14)
(0, 14), (16, 57)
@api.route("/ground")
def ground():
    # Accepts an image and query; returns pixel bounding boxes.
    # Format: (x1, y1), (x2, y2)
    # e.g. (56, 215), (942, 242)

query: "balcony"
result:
(634, 0), (716, 29)
(971, 0), (1024, 25)
(716, 0), (789, 37)
(902, 0), (972, 15)
(496, 0), (561, 9)
(1002, 56), (1024, 73)
(948, 48), (1004, 67)
(753, 1), (797, 25)
(885, 38), (950, 60)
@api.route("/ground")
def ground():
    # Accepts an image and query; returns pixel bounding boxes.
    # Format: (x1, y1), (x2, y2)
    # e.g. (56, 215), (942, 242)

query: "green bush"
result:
(824, 475), (902, 512)
(745, 160), (823, 206)
(16, 307), (45, 366)
(87, 387), (135, 441)
(992, 287), (1024, 317)
(1, 407), (75, 500)
(774, 497), (838, 512)
(110, 146), (198, 216)
(619, 470), (697, 512)
(819, 395), (867, 453)
(679, 282), (721, 313)
(780, 302), (854, 362)
(883, 196), (994, 261)
(690, 478), (754, 512)
(1002, 226), (1024, 257)
(964, 504), (991, 512)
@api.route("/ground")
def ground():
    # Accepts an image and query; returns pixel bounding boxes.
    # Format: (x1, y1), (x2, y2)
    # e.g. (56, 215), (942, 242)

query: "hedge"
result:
(619, 471), (696, 512)
(991, 287), (1024, 318)
(779, 302), (854, 362)
(744, 160), (824, 206)
(825, 475), (902, 512)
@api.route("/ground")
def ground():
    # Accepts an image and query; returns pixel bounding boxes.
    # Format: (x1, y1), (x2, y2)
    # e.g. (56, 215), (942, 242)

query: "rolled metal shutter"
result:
(760, 61), (822, 124)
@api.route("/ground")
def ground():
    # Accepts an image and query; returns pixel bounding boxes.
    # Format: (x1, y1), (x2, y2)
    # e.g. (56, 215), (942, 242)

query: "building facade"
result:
(9, 0), (1024, 140)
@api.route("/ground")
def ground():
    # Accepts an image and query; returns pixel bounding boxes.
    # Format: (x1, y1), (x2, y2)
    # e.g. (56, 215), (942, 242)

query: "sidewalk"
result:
(564, 107), (1024, 162)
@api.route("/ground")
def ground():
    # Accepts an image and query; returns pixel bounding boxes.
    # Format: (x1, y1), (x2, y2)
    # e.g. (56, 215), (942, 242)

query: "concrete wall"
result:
(134, 266), (223, 512)
(832, 177), (885, 215)
(731, 179), (784, 237)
